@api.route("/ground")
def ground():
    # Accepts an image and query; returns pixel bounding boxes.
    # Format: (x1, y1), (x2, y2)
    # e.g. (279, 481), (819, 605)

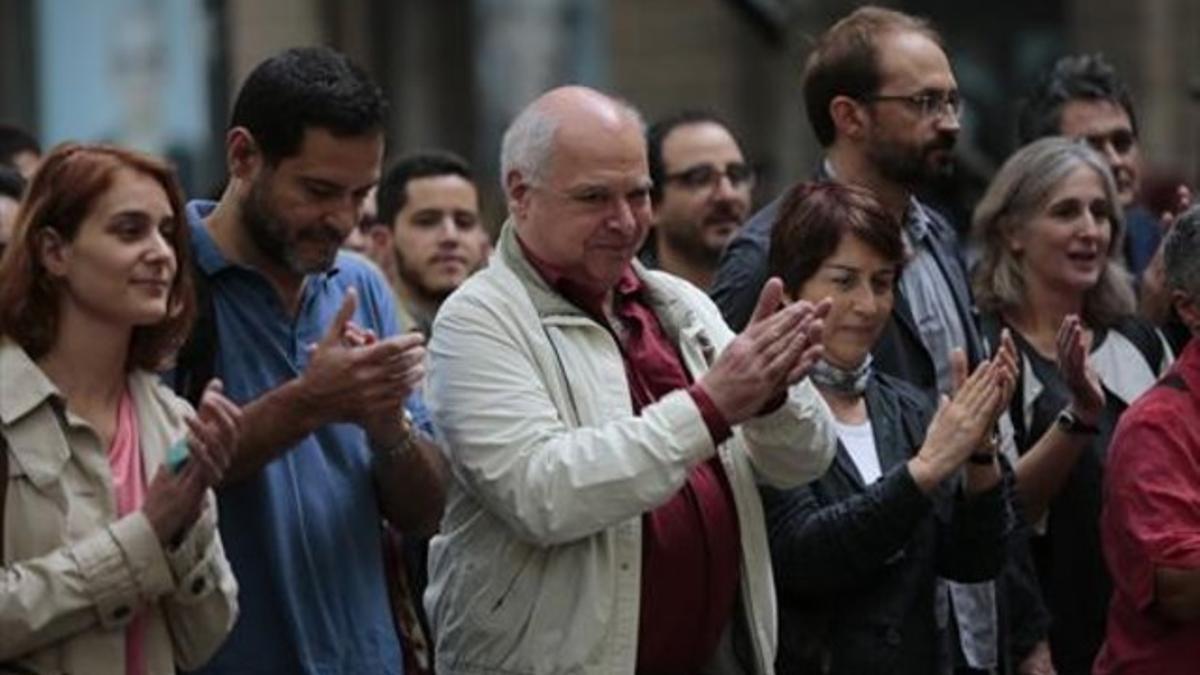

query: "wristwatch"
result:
(1055, 408), (1100, 436)
(373, 409), (418, 462)
(968, 432), (1000, 466)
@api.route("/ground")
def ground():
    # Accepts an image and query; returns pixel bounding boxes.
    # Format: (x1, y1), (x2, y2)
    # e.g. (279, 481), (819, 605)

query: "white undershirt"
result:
(834, 418), (881, 484)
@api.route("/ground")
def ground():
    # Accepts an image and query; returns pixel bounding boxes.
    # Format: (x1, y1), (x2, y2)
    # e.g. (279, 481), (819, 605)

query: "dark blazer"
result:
(761, 372), (1007, 675)
(709, 171), (983, 395)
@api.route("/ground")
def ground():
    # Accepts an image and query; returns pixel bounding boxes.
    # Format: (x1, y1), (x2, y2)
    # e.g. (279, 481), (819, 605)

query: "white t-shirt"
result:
(834, 418), (881, 484)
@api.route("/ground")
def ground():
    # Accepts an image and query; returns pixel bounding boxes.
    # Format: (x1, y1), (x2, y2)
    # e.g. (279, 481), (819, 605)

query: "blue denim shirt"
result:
(182, 200), (420, 675)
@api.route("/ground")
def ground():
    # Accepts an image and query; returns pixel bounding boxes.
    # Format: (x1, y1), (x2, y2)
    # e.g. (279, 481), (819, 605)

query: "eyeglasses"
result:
(1080, 129), (1136, 157)
(865, 90), (962, 119)
(664, 162), (756, 192)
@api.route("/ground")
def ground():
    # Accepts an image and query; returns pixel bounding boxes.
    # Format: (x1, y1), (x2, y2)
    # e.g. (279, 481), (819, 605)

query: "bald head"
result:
(501, 86), (653, 296)
(500, 86), (645, 192)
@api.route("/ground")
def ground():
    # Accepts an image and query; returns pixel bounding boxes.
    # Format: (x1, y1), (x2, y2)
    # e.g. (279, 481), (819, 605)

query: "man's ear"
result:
(830, 95), (868, 142)
(37, 228), (69, 278)
(368, 223), (393, 254)
(1172, 289), (1200, 335)
(506, 170), (531, 219)
(227, 127), (262, 181)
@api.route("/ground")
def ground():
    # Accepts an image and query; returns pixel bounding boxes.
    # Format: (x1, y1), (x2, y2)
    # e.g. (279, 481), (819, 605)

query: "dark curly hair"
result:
(1016, 53), (1138, 146)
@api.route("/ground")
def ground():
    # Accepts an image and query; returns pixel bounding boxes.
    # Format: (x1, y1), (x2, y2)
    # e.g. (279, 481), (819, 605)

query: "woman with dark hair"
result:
(0, 143), (240, 674)
(762, 180), (1017, 674)
(971, 136), (1173, 674)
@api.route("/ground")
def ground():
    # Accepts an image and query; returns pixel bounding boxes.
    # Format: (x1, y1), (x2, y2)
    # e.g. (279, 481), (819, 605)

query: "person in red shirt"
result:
(1097, 204), (1200, 674)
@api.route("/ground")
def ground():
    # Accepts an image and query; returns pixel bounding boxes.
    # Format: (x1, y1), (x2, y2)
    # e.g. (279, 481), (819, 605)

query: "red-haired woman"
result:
(0, 144), (240, 674)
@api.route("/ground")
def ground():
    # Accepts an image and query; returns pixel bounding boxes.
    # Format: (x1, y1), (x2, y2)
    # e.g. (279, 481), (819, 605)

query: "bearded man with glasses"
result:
(713, 5), (978, 398)
(642, 110), (755, 290)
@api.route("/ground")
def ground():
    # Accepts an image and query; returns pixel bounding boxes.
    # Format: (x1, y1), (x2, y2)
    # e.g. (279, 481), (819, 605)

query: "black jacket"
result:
(761, 372), (1007, 675)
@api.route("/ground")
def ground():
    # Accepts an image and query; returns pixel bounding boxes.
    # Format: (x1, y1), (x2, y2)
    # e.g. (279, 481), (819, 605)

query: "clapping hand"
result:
(144, 379), (242, 544)
(297, 288), (426, 427)
(910, 339), (1016, 491)
(1056, 315), (1103, 426)
(699, 278), (830, 425)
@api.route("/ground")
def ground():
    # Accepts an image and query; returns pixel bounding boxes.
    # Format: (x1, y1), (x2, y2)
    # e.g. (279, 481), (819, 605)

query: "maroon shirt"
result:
(518, 238), (741, 674)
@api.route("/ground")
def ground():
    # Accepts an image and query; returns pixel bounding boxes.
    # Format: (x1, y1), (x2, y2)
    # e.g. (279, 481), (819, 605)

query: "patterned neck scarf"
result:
(809, 354), (873, 396)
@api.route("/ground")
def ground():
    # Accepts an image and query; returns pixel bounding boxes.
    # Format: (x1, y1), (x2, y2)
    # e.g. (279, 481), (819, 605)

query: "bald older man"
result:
(423, 86), (837, 673)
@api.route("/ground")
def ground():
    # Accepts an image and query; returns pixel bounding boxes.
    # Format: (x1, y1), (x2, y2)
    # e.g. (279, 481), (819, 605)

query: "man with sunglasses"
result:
(643, 111), (754, 290)
(1018, 53), (1160, 278)
(711, 6), (1051, 675)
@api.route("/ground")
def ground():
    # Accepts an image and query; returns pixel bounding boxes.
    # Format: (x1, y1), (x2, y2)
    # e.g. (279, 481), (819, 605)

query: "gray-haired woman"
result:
(972, 136), (1172, 675)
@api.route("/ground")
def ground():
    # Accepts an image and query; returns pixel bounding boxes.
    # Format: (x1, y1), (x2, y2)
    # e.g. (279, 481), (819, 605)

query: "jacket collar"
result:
(2, 338), (176, 483)
(495, 219), (702, 338)
(0, 337), (61, 426)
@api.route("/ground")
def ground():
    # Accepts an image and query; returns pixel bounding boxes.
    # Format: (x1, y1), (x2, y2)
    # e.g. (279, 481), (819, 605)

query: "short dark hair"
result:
(229, 47), (387, 165)
(0, 143), (196, 370)
(1016, 53), (1139, 146)
(0, 123), (40, 169)
(0, 166), (25, 200)
(769, 181), (905, 295)
(377, 150), (474, 227)
(645, 109), (732, 203)
(802, 6), (941, 147)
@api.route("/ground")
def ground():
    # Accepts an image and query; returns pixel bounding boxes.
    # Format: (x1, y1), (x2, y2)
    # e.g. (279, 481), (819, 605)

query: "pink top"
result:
(107, 391), (148, 675)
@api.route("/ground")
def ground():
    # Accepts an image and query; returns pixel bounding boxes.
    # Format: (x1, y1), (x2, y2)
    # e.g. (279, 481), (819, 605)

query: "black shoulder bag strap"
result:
(173, 263), (218, 407)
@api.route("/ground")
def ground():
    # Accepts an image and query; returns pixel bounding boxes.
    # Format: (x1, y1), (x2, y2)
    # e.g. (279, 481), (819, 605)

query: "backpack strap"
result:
(1114, 315), (1167, 373)
(173, 263), (218, 407)
(978, 312), (1003, 355)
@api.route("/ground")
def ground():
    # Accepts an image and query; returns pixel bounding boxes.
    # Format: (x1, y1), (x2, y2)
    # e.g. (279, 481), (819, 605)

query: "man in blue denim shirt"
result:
(182, 47), (445, 675)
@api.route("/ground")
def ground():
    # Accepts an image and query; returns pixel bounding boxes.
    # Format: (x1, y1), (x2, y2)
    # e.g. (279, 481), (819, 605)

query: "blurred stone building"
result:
(1, 0), (1196, 224)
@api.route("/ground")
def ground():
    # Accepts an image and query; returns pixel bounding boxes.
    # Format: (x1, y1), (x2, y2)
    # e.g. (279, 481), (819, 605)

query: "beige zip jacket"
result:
(1, 338), (238, 674)
(424, 223), (836, 674)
